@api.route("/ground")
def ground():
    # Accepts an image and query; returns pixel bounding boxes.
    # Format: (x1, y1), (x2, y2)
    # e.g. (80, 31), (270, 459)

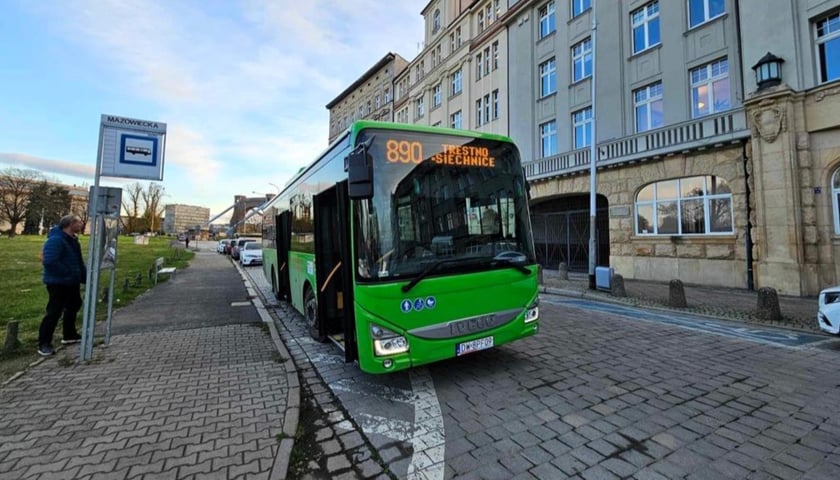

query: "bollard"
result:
(3, 321), (21, 353)
(557, 262), (569, 280)
(123, 278), (130, 293)
(611, 273), (627, 297)
(669, 279), (688, 308)
(756, 287), (782, 321)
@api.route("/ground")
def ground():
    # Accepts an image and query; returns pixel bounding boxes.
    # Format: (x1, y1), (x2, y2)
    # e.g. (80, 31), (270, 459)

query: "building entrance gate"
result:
(532, 208), (609, 272)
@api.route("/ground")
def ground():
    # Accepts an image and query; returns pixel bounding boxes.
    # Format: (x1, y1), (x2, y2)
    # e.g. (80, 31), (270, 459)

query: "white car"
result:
(817, 286), (840, 335)
(239, 241), (263, 266)
(217, 239), (232, 254)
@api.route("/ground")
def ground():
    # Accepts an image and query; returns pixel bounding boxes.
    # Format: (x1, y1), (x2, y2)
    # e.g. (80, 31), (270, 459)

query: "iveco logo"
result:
(449, 314), (495, 336)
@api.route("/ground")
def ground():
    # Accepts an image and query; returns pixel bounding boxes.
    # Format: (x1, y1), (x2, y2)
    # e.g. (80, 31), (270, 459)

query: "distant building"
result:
(163, 204), (210, 235)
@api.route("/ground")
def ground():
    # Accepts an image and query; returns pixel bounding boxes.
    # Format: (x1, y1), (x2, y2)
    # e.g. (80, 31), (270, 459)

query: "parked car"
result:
(230, 237), (258, 260)
(217, 239), (232, 254)
(239, 241), (263, 266)
(817, 286), (840, 335)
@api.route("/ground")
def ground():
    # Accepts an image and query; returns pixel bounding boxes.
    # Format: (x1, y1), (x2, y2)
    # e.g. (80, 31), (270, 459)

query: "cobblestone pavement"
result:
(0, 246), (293, 480)
(543, 270), (822, 333)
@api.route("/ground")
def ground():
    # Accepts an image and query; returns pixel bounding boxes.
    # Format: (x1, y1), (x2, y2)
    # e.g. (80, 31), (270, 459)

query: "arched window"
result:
(832, 168), (840, 234)
(433, 9), (441, 33)
(635, 175), (733, 235)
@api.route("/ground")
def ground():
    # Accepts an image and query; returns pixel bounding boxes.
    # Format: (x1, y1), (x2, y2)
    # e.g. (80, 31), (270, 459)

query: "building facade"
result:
(163, 204), (210, 236)
(332, 0), (840, 296)
(326, 53), (409, 144)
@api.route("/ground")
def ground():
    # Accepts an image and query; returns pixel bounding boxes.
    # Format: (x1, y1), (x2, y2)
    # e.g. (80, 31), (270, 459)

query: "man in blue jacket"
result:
(38, 214), (86, 356)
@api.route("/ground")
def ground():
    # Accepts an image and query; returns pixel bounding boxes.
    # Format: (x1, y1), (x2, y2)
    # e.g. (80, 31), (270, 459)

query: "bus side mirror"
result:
(347, 147), (373, 199)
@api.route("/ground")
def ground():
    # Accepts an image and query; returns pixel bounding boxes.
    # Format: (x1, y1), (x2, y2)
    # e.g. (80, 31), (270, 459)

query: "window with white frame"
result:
(832, 168), (840, 234)
(572, 107), (592, 149)
(375, 95), (381, 109)
(415, 96), (425, 118)
(433, 9), (441, 33)
(478, 8), (485, 31)
(690, 58), (730, 118)
(476, 99), (484, 127)
(483, 46), (491, 74)
(539, 1), (556, 39)
(433, 84), (442, 107)
(477, 52), (484, 79)
(483, 93), (491, 124)
(384, 87), (391, 103)
(688, 0), (725, 28)
(572, 38), (592, 82)
(449, 32), (456, 52)
(571, 0), (591, 18)
(540, 58), (557, 96)
(540, 120), (558, 157)
(492, 89), (499, 119)
(816, 12), (840, 84)
(632, 1), (660, 54)
(635, 176), (733, 235)
(634, 81), (663, 132)
(492, 41), (499, 70)
(451, 69), (463, 95)
(450, 110), (462, 129)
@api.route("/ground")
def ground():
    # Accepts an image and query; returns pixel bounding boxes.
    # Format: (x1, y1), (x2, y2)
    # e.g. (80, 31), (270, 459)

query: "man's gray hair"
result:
(58, 214), (80, 229)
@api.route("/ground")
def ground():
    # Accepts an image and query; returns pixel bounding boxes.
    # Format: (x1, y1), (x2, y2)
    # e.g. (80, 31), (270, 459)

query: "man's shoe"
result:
(61, 335), (82, 345)
(38, 345), (55, 357)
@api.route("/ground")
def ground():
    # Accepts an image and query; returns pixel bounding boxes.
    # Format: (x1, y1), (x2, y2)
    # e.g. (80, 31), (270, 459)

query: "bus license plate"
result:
(456, 336), (494, 356)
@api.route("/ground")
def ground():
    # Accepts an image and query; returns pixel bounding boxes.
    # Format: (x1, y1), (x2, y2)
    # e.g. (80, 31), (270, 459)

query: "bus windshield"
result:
(354, 129), (535, 281)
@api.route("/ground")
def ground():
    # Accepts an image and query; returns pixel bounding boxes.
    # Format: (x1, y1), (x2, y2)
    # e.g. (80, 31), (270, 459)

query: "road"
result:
(240, 262), (840, 479)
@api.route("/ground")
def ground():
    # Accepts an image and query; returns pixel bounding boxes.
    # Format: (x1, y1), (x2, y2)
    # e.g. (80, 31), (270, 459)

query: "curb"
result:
(237, 262), (300, 480)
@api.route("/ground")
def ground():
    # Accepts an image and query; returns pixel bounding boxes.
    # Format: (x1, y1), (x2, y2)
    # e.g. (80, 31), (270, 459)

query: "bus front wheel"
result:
(304, 288), (325, 342)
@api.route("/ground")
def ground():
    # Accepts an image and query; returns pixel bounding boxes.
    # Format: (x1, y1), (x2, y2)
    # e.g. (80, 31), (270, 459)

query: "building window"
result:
(484, 93), (491, 124)
(476, 99), (484, 127)
(539, 1), (556, 38)
(632, 1), (660, 54)
(690, 58), (730, 118)
(832, 168), (840, 234)
(478, 8), (486, 32)
(571, 0), (591, 18)
(688, 0), (725, 28)
(492, 89), (499, 119)
(433, 84), (442, 107)
(634, 82), (664, 132)
(450, 110), (462, 129)
(433, 9), (441, 33)
(635, 176), (733, 235)
(483, 46), (491, 75)
(492, 41), (499, 70)
(540, 120), (558, 157)
(415, 97), (425, 118)
(451, 69), (463, 95)
(384, 87), (391, 103)
(572, 107), (592, 149)
(477, 52), (484, 79)
(572, 38), (592, 82)
(816, 12), (840, 84)
(539, 58), (557, 96)
(375, 95), (381, 109)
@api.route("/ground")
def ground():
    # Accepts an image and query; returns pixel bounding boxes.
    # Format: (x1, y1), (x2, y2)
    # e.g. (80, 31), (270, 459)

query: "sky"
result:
(0, 0), (427, 221)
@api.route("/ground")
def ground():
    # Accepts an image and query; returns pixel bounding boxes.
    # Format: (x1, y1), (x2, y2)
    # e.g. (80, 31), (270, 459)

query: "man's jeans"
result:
(39, 283), (82, 346)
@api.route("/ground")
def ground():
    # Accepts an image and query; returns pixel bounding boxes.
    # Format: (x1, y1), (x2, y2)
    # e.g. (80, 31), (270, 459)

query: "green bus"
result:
(261, 121), (539, 374)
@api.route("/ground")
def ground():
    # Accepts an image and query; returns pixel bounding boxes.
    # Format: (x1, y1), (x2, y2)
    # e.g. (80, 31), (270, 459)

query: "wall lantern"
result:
(752, 52), (784, 91)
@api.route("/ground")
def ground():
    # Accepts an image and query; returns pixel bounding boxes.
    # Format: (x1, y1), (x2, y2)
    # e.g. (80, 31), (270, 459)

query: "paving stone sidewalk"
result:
(0, 245), (296, 480)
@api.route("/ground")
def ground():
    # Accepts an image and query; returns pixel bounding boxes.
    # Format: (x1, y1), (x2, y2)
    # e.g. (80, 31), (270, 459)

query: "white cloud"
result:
(0, 153), (94, 178)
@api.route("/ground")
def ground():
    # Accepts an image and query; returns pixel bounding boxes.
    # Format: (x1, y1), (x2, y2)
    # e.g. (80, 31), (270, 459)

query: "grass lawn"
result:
(0, 235), (193, 384)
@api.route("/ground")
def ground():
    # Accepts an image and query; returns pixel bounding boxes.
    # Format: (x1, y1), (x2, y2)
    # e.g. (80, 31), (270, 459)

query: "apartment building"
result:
(163, 204), (210, 236)
(331, 0), (840, 295)
(326, 52), (409, 144)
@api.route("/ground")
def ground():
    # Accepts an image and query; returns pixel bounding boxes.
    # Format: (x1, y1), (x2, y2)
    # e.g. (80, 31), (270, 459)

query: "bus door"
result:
(274, 211), (292, 300)
(313, 181), (357, 362)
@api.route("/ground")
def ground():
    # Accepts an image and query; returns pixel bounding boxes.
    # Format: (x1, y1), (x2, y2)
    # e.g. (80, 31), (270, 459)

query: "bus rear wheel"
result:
(304, 288), (324, 342)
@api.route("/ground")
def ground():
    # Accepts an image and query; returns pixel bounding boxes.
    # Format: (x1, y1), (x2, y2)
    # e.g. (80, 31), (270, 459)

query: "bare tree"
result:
(0, 167), (44, 236)
(121, 182), (145, 234)
(142, 183), (166, 234)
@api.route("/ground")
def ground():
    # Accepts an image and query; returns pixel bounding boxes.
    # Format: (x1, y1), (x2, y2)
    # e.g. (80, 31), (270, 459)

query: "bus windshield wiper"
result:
(401, 257), (481, 293)
(491, 257), (531, 274)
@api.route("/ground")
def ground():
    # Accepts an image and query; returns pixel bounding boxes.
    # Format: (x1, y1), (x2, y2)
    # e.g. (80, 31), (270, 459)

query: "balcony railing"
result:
(524, 108), (750, 181)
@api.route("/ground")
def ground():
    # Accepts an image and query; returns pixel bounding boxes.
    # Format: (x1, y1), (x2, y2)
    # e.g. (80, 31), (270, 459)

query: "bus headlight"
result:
(371, 324), (409, 356)
(524, 301), (539, 323)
